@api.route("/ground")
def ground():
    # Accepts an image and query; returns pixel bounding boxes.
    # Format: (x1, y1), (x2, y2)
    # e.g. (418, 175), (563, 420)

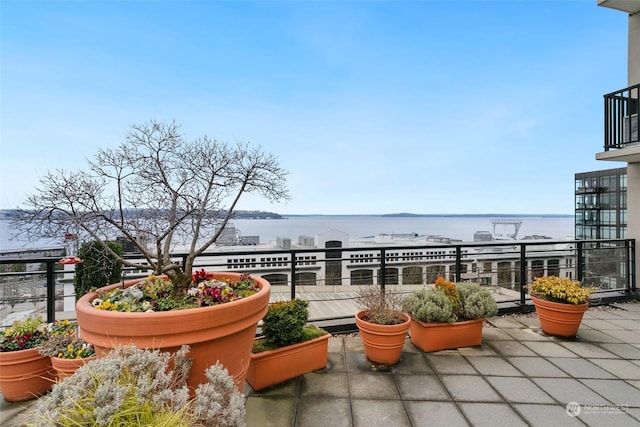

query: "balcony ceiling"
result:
(598, 0), (640, 14)
(596, 144), (640, 162)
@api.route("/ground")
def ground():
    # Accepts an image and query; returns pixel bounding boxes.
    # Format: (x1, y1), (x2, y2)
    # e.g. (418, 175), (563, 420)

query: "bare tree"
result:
(12, 120), (289, 289)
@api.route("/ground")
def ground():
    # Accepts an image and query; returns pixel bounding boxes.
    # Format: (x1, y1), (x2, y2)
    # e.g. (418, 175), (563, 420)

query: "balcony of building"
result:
(598, 84), (640, 162)
(597, 0), (640, 14)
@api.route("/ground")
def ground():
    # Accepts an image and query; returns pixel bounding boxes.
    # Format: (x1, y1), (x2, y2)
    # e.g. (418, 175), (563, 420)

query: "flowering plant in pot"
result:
(528, 276), (594, 337)
(354, 286), (411, 365)
(34, 345), (245, 427)
(0, 317), (55, 401)
(247, 299), (329, 391)
(402, 276), (498, 352)
(39, 332), (97, 381)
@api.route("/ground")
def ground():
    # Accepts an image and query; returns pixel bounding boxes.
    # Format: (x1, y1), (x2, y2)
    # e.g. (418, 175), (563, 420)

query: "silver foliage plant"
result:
(34, 345), (246, 427)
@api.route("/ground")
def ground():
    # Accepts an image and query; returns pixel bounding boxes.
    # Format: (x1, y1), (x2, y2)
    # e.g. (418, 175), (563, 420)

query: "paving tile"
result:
(245, 396), (296, 427)
(404, 401), (469, 426)
(300, 372), (349, 398)
(345, 352), (374, 373)
(351, 399), (411, 427)
(487, 317), (527, 329)
(531, 378), (611, 405)
(486, 340), (537, 357)
(585, 310), (626, 320)
(485, 376), (555, 403)
(548, 358), (616, 379)
(579, 379), (640, 407)
(481, 327), (514, 341)
(425, 354), (477, 374)
(458, 402), (528, 427)
(456, 344), (498, 356)
(328, 337), (344, 353)
(507, 356), (570, 377)
(327, 351), (346, 372)
(395, 374), (450, 400)
(600, 330), (640, 344)
(503, 328), (550, 342)
(522, 341), (580, 357)
(513, 403), (588, 426)
(250, 377), (301, 397)
(605, 318), (640, 329)
(391, 352), (433, 374)
(589, 359), (640, 380)
(601, 343), (640, 359)
(581, 319), (627, 330)
(295, 398), (352, 427)
(559, 342), (619, 358)
(438, 375), (503, 402)
(576, 409), (640, 427)
(343, 337), (364, 352)
(576, 329), (624, 343)
(348, 373), (399, 400)
(465, 356), (522, 376)
(401, 338), (421, 353)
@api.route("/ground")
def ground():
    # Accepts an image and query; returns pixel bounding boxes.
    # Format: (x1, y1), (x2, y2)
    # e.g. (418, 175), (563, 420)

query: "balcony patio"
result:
(3, 301), (640, 426)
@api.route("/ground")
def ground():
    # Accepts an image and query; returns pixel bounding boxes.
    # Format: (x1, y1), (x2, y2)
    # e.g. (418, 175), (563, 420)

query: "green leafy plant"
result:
(74, 240), (124, 300)
(356, 285), (407, 325)
(403, 277), (498, 323)
(529, 276), (594, 305)
(33, 345), (245, 427)
(253, 299), (327, 353)
(0, 317), (49, 352)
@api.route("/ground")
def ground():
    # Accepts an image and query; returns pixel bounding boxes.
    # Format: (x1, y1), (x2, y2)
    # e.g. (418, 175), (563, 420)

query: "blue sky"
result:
(0, 0), (629, 215)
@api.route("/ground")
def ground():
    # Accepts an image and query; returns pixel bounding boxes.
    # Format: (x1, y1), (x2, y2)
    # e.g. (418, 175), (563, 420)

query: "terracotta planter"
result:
(531, 295), (588, 338)
(0, 347), (55, 402)
(247, 333), (330, 391)
(76, 272), (271, 393)
(355, 309), (411, 365)
(409, 318), (485, 352)
(51, 356), (96, 381)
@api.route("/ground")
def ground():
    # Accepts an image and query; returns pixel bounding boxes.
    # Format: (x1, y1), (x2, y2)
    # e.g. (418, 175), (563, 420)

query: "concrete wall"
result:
(629, 13), (640, 85)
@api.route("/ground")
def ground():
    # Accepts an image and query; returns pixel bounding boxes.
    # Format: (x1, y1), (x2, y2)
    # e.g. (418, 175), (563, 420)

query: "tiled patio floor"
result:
(3, 302), (640, 426)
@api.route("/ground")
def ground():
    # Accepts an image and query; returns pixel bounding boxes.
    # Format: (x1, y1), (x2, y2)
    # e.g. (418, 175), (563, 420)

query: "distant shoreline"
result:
(283, 213), (574, 218)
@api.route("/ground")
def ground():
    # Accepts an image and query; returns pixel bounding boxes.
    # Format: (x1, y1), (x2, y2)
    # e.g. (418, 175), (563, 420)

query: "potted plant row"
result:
(529, 275), (594, 337)
(247, 299), (330, 391)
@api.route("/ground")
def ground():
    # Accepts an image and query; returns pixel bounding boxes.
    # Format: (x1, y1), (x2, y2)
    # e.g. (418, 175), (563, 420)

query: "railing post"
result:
(46, 260), (56, 322)
(577, 241), (584, 282)
(519, 244), (527, 310)
(290, 250), (297, 301)
(455, 246), (462, 282)
(630, 239), (637, 292)
(380, 249), (386, 293)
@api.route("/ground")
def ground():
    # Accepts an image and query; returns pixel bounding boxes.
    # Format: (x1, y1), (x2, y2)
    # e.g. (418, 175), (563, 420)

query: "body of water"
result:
(0, 215), (576, 252)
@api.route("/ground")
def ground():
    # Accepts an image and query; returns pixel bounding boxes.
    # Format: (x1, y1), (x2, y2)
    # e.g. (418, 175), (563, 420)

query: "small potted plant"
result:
(0, 317), (55, 402)
(247, 299), (330, 391)
(35, 345), (245, 426)
(354, 286), (411, 365)
(529, 275), (594, 337)
(402, 276), (498, 352)
(39, 334), (96, 381)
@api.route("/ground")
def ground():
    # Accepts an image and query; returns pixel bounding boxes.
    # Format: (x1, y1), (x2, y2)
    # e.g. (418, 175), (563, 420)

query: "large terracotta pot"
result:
(0, 347), (55, 402)
(531, 295), (588, 338)
(51, 356), (96, 382)
(76, 272), (271, 392)
(247, 333), (330, 391)
(355, 309), (410, 365)
(409, 318), (485, 352)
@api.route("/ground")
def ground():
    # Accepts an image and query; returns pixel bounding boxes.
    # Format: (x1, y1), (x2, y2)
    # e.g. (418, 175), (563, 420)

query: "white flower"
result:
(92, 298), (103, 307)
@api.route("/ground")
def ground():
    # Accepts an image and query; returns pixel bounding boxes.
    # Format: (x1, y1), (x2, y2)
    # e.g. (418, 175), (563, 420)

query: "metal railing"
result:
(604, 83), (640, 150)
(0, 238), (636, 328)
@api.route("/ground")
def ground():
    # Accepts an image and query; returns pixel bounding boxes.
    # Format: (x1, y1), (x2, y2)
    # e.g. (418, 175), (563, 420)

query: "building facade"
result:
(575, 167), (628, 239)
